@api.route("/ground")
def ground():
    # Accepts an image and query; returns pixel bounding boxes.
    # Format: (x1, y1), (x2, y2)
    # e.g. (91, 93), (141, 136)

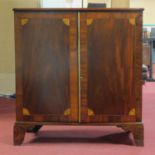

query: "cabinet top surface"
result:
(13, 8), (144, 12)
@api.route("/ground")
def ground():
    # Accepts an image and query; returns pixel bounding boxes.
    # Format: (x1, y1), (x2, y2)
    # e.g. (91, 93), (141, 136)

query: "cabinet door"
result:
(80, 12), (142, 123)
(15, 12), (78, 122)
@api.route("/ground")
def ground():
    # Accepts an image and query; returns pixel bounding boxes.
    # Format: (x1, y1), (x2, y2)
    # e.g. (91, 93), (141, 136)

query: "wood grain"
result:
(15, 12), (78, 122)
(80, 12), (143, 123)
(13, 8), (144, 12)
(14, 9), (143, 145)
(118, 123), (144, 146)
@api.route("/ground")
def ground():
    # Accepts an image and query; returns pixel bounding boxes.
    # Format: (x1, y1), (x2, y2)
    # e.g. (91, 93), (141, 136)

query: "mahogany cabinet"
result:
(13, 8), (144, 146)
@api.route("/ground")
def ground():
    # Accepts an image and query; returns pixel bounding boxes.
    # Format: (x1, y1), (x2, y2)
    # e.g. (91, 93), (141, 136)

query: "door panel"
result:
(15, 12), (78, 122)
(80, 12), (141, 123)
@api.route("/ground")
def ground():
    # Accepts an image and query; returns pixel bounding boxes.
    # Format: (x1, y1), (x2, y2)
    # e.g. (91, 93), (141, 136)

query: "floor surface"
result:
(0, 82), (155, 155)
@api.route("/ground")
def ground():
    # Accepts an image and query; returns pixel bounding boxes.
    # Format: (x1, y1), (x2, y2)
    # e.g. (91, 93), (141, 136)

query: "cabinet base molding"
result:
(14, 123), (42, 145)
(117, 123), (144, 146)
(14, 122), (144, 146)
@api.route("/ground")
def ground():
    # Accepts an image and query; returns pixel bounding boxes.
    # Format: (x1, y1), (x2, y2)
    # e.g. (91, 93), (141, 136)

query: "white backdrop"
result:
(40, 0), (111, 8)
(40, 0), (82, 8)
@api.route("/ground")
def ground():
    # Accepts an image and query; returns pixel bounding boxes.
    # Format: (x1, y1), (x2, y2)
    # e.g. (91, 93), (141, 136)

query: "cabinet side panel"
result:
(134, 13), (143, 121)
(15, 13), (24, 121)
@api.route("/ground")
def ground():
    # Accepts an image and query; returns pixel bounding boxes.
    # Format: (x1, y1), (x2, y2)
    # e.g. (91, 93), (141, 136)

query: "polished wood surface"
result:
(13, 8), (144, 12)
(80, 12), (143, 123)
(118, 123), (144, 146)
(14, 8), (144, 146)
(15, 12), (78, 122)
